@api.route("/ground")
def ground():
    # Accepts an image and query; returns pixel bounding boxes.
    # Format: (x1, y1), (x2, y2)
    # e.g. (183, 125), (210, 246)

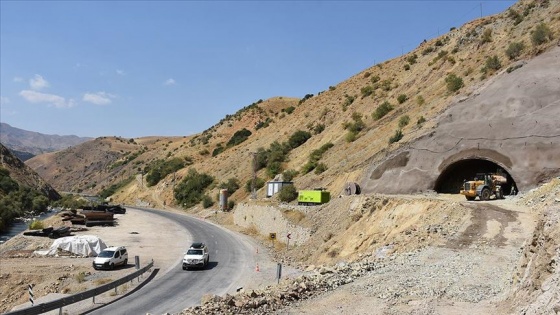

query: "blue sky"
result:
(0, 0), (515, 138)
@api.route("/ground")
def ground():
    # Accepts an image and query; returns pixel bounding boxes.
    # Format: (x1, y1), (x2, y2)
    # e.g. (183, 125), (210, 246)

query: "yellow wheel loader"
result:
(460, 173), (507, 201)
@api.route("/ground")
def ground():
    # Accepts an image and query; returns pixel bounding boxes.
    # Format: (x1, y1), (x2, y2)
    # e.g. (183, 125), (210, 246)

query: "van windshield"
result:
(98, 250), (115, 258)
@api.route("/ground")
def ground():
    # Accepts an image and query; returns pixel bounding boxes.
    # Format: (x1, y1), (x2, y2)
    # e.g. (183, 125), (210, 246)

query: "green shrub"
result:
(227, 200), (235, 210)
(298, 94), (314, 105)
(389, 129), (404, 144)
(173, 169), (214, 208)
(397, 94), (408, 104)
(484, 55), (502, 72)
(531, 23), (553, 46)
(212, 145), (224, 157)
(342, 94), (355, 110)
(314, 163), (328, 174)
(417, 116), (427, 125)
(480, 28), (492, 44)
(266, 161), (283, 178)
(282, 169), (299, 182)
(360, 86), (375, 98)
(226, 128), (252, 147)
(145, 158), (186, 187)
(416, 95), (425, 106)
(406, 54), (418, 64)
(255, 118), (272, 130)
(219, 178), (240, 195)
(29, 220), (44, 230)
(505, 42), (525, 60)
(422, 46), (434, 55)
(372, 101), (394, 120)
(278, 185), (298, 203)
(283, 106), (295, 114)
(202, 195), (214, 208)
(245, 177), (265, 193)
(99, 176), (134, 199)
(445, 73), (464, 93)
(312, 123), (325, 135)
(345, 131), (358, 143)
(380, 79), (393, 91)
(370, 75), (380, 84)
(287, 130), (311, 149)
(404, 64), (410, 71)
(398, 115), (410, 128)
(508, 9), (523, 25)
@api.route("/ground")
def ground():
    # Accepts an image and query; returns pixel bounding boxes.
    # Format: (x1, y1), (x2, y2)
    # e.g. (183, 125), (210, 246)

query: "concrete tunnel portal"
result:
(434, 158), (518, 195)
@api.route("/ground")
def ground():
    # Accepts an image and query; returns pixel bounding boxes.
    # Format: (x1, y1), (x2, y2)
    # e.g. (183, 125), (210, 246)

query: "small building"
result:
(266, 181), (293, 198)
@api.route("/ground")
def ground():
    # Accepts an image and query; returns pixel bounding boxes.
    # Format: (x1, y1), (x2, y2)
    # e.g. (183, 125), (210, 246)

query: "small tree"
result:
(372, 101), (394, 120)
(278, 185), (298, 203)
(398, 115), (410, 128)
(505, 42), (525, 60)
(397, 94), (408, 104)
(531, 23), (553, 46)
(484, 55), (502, 73)
(445, 73), (464, 93)
(202, 195), (214, 208)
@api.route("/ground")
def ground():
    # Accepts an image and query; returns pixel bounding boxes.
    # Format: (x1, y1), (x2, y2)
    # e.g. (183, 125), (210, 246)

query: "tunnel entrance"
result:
(434, 159), (517, 194)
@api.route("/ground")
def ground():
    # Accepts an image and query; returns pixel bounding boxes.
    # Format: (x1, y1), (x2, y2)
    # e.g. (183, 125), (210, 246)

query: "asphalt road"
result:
(86, 207), (255, 315)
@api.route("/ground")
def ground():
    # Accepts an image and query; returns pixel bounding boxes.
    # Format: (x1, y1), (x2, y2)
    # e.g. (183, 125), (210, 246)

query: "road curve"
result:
(87, 206), (257, 315)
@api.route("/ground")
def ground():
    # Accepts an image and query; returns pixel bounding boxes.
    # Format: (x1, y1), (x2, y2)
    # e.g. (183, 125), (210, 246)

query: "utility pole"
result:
(251, 152), (257, 199)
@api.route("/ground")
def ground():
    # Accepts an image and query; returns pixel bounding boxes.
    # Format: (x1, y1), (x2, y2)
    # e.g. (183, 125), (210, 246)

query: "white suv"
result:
(93, 246), (128, 270)
(182, 242), (209, 270)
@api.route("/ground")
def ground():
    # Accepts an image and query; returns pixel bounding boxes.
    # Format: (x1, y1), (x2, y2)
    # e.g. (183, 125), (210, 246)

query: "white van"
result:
(93, 246), (128, 270)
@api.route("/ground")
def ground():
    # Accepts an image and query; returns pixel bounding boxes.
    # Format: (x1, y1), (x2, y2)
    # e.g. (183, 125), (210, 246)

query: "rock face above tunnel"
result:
(362, 46), (560, 195)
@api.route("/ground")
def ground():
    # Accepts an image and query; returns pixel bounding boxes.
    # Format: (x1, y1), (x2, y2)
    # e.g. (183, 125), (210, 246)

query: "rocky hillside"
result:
(26, 0), (559, 208)
(0, 143), (60, 200)
(0, 122), (92, 161)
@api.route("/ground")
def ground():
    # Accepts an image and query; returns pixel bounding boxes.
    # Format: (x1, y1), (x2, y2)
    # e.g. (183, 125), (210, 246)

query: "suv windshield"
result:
(187, 249), (203, 255)
(98, 250), (115, 258)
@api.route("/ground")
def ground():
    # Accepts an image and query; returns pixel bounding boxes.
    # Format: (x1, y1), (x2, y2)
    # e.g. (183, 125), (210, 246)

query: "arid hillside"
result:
(26, 0), (559, 210)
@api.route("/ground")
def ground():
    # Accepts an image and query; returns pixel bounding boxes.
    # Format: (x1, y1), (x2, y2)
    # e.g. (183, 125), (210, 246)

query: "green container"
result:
(297, 190), (330, 205)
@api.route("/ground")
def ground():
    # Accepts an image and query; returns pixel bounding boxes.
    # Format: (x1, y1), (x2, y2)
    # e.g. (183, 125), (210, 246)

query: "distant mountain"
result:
(0, 123), (92, 160)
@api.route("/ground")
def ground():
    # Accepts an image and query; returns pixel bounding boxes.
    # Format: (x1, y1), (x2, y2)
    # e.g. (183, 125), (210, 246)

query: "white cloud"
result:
(19, 90), (75, 108)
(163, 78), (176, 86)
(82, 92), (115, 105)
(116, 69), (125, 76)
(29, 74), (49, 90)
(13, 77), (23, 83)
(0, 96), (10, 104)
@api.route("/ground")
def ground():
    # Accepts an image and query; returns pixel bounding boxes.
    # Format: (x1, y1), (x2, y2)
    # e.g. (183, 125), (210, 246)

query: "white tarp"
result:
(35, 235), (107, 257)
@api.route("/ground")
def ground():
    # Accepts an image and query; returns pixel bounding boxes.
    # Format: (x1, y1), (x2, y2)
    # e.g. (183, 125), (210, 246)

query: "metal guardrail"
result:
(4, 260), (154, 315)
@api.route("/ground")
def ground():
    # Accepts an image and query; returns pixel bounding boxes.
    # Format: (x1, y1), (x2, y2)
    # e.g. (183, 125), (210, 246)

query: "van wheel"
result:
(123, 259), (128, 266)
(110, 263), (115, 270)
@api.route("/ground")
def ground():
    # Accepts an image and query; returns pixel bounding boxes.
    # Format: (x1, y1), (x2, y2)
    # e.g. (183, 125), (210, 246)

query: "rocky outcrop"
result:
(177, 260), (377, 315)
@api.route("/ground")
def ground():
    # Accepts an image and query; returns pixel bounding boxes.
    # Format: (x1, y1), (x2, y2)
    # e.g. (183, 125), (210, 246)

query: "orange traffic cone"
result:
(255, 263), (260, 272)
